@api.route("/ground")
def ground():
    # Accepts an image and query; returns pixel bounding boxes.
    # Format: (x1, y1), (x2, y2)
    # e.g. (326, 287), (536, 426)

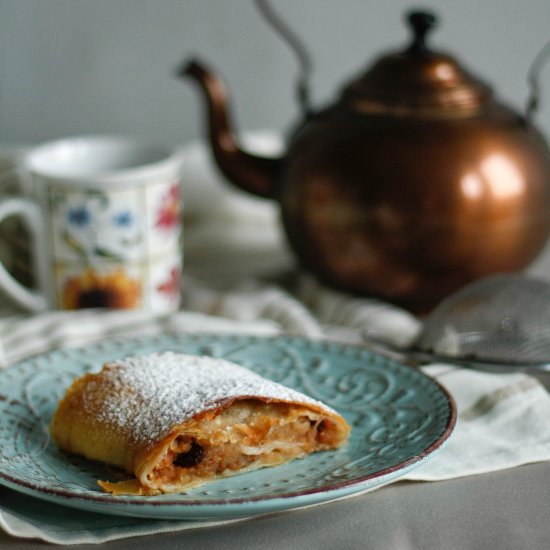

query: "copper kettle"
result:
(181, 8), (550, 312)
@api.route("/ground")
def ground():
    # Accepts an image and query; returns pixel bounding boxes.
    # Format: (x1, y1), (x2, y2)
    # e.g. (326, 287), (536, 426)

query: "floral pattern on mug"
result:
(112, 209), (134, 228)
(61, 267), (142, 310)
(67, 205), (92, 228)
(156, 266), (181, 300)
(155, 182), (180, 231)
(48, 176), (182, 313)
(51, 188), (144, 262)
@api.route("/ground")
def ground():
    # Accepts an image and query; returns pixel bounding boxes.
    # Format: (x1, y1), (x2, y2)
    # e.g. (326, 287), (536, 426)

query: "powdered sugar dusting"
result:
(84, 352), (334, 445)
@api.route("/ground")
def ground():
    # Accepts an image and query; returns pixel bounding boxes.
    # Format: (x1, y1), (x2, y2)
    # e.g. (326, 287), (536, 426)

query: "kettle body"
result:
(182, 10), (550, 311)
(279, 102), (550, 310)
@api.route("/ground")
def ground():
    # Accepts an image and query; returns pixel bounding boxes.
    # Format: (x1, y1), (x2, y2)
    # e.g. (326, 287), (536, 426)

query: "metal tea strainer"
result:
(366, 273), (550, 371)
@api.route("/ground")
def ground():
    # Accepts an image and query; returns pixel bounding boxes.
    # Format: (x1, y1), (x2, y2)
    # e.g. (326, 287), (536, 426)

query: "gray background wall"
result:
(0, 0), (549, 147)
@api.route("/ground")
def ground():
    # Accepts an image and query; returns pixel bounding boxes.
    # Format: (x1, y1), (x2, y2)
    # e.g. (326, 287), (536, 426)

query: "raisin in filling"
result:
(172, 440), (205, 468)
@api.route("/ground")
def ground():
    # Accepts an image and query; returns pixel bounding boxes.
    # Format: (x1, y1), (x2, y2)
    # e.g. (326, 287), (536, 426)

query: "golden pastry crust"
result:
(49, 352), (350, 495)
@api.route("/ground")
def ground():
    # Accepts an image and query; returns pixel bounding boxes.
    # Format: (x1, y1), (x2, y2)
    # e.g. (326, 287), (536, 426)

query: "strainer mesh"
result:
(416, 274), (550, 363)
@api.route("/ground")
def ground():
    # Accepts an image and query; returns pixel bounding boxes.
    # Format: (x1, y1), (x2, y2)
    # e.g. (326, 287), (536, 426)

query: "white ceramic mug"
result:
(0, 136), (184, 312)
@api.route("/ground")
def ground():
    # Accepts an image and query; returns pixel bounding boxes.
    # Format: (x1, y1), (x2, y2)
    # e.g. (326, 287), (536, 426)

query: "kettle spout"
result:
(179, 58), (281, 199)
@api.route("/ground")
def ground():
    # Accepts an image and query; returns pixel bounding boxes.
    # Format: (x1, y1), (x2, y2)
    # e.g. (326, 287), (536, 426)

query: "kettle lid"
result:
(342, 11), (493, 116)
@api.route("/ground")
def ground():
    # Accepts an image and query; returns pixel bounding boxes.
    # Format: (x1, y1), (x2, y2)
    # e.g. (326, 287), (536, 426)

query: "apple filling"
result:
(143, 399), (339, 493)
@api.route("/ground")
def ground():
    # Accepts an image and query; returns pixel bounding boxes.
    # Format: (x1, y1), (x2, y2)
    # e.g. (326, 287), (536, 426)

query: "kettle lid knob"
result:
(341, 8), (493, 115)
(406, 10), (438, 54)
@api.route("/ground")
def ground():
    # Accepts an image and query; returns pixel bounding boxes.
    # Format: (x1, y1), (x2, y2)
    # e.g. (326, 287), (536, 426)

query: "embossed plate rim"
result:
(0, 333), (456, 519)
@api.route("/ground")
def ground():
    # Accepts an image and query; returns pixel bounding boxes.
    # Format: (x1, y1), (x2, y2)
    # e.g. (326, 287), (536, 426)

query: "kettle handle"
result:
(526, 38), (550, 123)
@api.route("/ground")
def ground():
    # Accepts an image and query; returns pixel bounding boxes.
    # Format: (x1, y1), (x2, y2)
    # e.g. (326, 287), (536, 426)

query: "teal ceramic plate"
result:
(0, 333), (456, 520)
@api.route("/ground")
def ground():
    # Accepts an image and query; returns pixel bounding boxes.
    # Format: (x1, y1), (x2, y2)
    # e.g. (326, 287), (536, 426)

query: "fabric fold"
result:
(1, 277), (550, 544)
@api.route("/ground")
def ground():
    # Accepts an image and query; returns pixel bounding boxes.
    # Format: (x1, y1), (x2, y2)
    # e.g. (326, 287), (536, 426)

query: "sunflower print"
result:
(61, 268), (141, 309)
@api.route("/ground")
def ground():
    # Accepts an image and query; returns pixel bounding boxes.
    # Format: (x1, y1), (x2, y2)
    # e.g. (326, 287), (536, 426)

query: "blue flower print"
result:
(67, 206), (91, 227)
(113, 210), (134, 228)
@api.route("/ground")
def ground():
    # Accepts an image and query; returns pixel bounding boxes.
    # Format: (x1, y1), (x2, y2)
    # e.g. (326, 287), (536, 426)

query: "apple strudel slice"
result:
(49, 351), (351, 495)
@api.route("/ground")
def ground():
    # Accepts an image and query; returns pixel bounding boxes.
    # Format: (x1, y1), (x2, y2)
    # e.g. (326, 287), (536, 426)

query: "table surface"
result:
(2, 461), (549, 550)
(2, 267), (550, 549)
(3, 372), (550, 550)
(2, 180), (550, 548)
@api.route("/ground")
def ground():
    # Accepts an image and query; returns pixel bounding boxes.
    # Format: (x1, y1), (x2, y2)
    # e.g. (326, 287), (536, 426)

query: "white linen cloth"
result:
(2, 133), (550, 544)
(2, 277), (550, 545)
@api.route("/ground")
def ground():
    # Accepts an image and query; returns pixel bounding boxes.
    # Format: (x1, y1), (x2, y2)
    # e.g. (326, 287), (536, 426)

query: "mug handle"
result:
(0, 197), (48, 311)
(0, 148), (33, 195)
